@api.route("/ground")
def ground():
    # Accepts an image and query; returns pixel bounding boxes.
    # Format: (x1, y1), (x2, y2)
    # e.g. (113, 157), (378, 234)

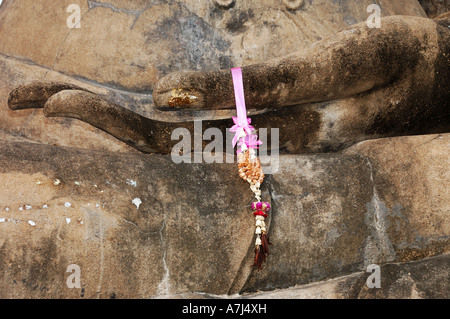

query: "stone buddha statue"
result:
(3, 0), (449, 155)
(0, 0), (448, 298)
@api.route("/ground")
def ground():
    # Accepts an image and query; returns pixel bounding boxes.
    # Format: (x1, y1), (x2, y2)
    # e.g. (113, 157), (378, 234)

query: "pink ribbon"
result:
(230, 116), (254, 148)
(229, 67), (262, 152)
(238, 133), (263, 150)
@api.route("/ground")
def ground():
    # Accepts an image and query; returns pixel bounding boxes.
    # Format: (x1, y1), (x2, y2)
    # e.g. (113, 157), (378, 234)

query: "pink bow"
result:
(230, 116), (255, 148)
(237, 133), (263, 153)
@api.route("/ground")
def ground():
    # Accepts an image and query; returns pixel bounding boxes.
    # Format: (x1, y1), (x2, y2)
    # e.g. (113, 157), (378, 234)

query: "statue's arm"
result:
(153, 15), (442, 110)
(6, 15), (448, 155)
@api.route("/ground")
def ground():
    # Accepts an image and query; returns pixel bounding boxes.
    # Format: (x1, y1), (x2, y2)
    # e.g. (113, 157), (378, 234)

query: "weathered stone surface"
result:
(0, 0), (426, 92)
(149, 253), (450, 299)
(419, 0), (450, 18)
(0, 56), (141, 154)
(0, 133), (447, 298)
(355, 253), (450, 299)
(242, 154), (374, 292)
(243, 253), (450, 299)
(0, 139), (260, 298)
(345, 134), (450, 263)
(242, 133), (449, 293)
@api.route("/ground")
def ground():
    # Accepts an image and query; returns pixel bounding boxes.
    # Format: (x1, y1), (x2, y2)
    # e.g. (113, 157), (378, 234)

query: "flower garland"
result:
(230, 67), (271, 270)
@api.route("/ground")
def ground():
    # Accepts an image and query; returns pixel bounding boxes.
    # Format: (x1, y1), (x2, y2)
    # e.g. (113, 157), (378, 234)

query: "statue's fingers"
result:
(153, 59), (317, 111)
(43, 89), (173, 154)
(153, 65), (297, 111)
(41, 89), (329, 155)
(153, 69), (235, 110)
(153, 16), (425, 112)
(8, 81), (89, 110)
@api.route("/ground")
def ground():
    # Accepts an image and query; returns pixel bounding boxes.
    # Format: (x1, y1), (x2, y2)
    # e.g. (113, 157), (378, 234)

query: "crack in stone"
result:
(412, 134), (443, 149)
(363, 156), (397, 265)
(156, 219), (171, 295)
(86, 0), (160, 30)
(122, 218), (138, 228)
(87, 0), (142, 15)
(279, 7), (315, 43)
(44, 6), (92, 81)
(87, 0), (147, 30)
